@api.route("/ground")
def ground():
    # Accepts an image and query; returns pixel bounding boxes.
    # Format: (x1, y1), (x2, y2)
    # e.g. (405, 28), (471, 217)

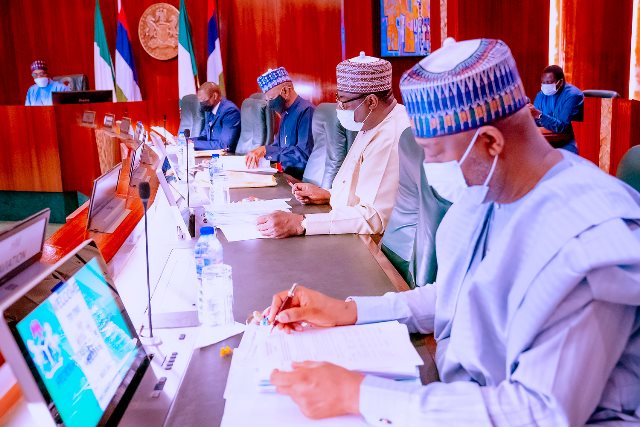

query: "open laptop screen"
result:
(6, 247), (147, 427)
(87, 164), (122, 230)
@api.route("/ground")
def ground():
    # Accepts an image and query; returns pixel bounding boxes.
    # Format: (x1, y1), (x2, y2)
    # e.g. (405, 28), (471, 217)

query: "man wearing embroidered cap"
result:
(257, 52), (410, 238)
(265, 39), (640, 425)
(25, 60), (70, 106)
(246, 67), (315, 180)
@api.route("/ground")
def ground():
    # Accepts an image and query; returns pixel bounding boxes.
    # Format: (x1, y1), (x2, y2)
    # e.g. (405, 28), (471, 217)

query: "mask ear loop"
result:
(459, 128), (482, 166)
(483, 154), (498, 186)
(354, 96), (373, 126)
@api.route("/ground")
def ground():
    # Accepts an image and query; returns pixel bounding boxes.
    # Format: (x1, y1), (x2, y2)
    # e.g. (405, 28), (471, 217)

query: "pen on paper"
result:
(270, 283), (297, 333)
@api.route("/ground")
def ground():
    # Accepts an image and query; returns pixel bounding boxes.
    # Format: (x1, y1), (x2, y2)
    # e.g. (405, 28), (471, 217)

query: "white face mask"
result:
(34, 77), (49, 88)
(541, 82), (558, 96)
(423, 128), (498, 205)
(336, 98), (372, 132)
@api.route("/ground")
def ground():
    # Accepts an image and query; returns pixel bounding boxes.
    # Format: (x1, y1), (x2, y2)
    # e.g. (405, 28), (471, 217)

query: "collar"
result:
(284, 95), (302, 114)
(212, 100), (222, 115)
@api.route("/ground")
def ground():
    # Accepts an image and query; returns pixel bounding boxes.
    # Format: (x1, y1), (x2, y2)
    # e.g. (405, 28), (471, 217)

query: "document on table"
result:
(194, 149), (226, 158)
(222, 155), (278, 173)
(195, 322), (246, 349)
(218, 224), (269, 242)
(221, 322), (423, 426)
(212, 198), (292, 241)
(255, 322), (423, 384)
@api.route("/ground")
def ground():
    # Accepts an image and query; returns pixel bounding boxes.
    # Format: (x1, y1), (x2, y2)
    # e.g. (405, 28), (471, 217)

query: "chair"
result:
(616, 145), (640, 193)
(583, 90), (620, 99)
(234, 93), (276, 155)
(321, 111), (357, 189)
(179, 94), (204, 137)
(52, 74), (89, 91)
(303, 103), (341, 186)
(380, 128), (451, 288)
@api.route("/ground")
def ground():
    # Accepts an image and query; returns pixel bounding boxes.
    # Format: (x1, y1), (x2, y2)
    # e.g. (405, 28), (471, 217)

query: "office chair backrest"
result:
(179, 94), (204, 137)
(234, 93), (275, 154)
(617, 145), (640, 193)
(321, 107), (357, 189)
(52, 74), (89, 91)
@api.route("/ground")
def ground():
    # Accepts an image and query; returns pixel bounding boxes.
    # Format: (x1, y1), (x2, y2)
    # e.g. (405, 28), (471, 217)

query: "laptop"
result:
(87, 164), (129, 233)
(0, 241), (150, 427)
(52, 90), (113, 105)
(0, 209), (50, 287)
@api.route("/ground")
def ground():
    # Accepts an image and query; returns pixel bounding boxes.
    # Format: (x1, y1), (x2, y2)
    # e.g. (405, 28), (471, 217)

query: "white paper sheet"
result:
(218, 224), (269, 242)
(194, 322), (246, 349)
(222, 155), (278, 173)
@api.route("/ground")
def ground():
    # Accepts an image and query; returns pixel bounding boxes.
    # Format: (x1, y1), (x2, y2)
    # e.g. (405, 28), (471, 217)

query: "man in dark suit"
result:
(195, 82), (241, 151)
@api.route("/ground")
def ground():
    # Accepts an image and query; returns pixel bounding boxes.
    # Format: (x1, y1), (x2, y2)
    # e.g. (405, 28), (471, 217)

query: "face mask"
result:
(268, 95), (286, 114)
(541, 82), (558, 96)
(336, 98), (372, 132)
(200, 101), (213, 112)
(34, 77), (49, 88)
(423, 128), (498, 205)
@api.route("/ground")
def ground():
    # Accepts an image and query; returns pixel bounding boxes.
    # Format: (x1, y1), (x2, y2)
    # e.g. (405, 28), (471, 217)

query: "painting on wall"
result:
(381, 0), (430, 57)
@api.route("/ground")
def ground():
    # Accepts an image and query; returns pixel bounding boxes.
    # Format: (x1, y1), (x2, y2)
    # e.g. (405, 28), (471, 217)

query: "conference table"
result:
(2, 155), (438, 425)
(165, 173), (438, 426)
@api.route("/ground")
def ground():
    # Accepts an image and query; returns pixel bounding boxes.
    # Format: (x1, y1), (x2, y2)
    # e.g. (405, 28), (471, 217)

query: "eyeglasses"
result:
(335, 93), (368, 110)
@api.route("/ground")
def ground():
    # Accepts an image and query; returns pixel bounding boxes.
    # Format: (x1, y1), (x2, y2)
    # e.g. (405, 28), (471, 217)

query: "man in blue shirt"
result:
(246, 67), (314, 180)
(195, 82), (241, 151)
(25, 60), (70, 106)
(530, 65), (584, 153)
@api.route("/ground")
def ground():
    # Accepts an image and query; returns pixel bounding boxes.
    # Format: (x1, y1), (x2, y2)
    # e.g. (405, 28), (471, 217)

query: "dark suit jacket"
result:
(195, 98), (241, 151)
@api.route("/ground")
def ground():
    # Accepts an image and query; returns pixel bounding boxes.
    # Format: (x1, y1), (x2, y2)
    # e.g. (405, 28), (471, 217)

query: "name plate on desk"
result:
(0, 209), (49, 285)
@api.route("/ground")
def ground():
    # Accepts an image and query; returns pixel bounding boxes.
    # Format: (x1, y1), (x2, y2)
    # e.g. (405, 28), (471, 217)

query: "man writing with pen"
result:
(255, 53), (410, 238)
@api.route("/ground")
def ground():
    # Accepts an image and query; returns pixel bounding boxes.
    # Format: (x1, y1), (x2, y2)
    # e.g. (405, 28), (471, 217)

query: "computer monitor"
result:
(0, 241), (148, 427)
(52, 90), (113, 105)
(87, 163), (123, 231)
(0, 209), (50, 286)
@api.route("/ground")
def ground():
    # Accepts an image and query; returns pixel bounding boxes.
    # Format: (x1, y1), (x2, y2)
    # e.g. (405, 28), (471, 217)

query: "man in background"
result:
(529, 65), (584, 153)
(195, 82), (241, 151)
(256, 53), (409, 238)
(246, 67), (314, 179)
(25, 60), (69, 106)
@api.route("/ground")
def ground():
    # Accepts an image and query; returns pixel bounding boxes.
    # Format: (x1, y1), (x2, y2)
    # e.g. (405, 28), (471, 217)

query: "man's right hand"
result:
(267, 285), (357, 332)
(291, 183), (331, 205)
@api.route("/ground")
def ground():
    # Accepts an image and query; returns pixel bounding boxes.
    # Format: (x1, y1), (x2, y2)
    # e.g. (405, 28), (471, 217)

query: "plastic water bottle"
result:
(199, 264), (234, 326)
(208, 154), (230, 206)
(194, 226), (223, 281)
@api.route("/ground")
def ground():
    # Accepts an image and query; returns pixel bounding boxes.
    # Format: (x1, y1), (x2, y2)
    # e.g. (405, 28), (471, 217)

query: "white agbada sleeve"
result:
(350, 226), (640, 427)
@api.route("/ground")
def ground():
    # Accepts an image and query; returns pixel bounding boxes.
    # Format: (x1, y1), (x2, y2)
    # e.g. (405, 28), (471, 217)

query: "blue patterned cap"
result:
(257, 67), (292, 93)
(400, 38), (527, 138)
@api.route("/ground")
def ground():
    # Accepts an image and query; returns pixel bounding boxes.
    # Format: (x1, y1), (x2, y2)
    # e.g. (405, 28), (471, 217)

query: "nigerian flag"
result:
(178, 0), (198, 98)
(94, 0), (115, 100)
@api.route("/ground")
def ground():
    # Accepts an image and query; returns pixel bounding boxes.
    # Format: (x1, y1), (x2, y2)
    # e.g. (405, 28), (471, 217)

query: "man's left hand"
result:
(246, 146), (267, 168)
(528, 104), (542, 119)
(270, 361), (364, 419)
(256, 211), (304, 238)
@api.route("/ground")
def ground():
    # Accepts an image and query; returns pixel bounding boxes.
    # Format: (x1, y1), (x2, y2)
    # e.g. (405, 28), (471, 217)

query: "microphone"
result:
(138, 181), (161, 346)
(184, 129), (196, 237)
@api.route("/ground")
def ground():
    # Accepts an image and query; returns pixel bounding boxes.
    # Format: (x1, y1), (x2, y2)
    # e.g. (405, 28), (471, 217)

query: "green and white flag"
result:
(178, 0), (198, 98)
(94, 0), (115, 100)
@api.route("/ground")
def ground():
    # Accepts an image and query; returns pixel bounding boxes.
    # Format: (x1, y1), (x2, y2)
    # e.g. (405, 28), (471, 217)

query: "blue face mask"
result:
(268, 95), (286, 114)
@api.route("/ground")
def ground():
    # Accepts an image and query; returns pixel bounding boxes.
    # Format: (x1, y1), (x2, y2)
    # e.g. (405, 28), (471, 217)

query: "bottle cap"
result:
(200, 226), (214, 235)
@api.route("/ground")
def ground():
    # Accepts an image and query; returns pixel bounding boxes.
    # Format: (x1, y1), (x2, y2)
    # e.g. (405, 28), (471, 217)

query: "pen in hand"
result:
(270, 283), (298, 333)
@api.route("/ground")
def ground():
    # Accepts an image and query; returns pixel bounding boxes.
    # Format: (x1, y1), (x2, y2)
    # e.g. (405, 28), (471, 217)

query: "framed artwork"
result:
(380, 0), (430, 57)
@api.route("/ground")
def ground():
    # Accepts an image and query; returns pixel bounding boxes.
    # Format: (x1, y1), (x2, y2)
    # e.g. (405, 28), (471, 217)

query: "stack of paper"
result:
(221, 322), (422, 426)
(211, 198), (292, 242)
(222, 155), (278, 174)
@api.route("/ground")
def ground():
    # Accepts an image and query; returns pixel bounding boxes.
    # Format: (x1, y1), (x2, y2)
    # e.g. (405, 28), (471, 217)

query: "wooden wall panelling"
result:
(560, 0), (633, 97)
(0, 106), (63, 192)
(611, 99), (640, 174)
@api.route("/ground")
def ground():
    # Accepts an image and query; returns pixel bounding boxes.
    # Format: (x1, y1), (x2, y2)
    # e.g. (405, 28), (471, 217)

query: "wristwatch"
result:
(536, 111), (543, 120)
(300, 215), (307, 235)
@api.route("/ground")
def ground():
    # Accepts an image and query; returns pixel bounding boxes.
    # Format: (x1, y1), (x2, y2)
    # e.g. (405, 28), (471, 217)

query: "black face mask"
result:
(268, 95), (286, 114)
(200, 101), (213, 112)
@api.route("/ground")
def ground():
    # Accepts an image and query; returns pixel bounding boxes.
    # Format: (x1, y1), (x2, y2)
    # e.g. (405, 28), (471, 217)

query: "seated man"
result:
(264, 39), (640, 425)
(25, 60), (70, 106)
(246, 67), (314, 179)
(529, 65), (584, 153)
(195, 82), (241, 151)
(256, 53), (410, 237)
